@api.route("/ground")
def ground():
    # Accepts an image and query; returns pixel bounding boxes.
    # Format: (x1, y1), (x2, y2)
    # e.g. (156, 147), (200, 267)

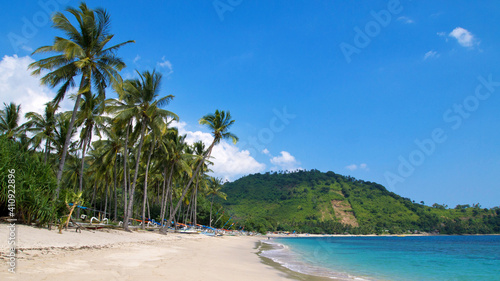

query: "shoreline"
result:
(2, 223), (498, 280)
(0, 223), (300, 280)
(257, 240), (353, 281)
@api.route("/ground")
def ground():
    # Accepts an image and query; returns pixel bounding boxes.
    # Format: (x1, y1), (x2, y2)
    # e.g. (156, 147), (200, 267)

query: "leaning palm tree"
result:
(0, 102), (23, 140)
(165, 110), (237, 233)
(24, 101), (58, 163)
(29, 2), (134, 199)
(111, 70), (177, 231)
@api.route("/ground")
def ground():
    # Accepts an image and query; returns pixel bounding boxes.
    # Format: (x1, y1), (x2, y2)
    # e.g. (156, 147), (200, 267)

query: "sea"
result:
(260, 235), (500, 281)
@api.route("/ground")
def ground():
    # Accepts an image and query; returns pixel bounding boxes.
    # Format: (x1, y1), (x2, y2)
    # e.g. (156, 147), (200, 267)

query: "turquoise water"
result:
(263, 236), (500, 280)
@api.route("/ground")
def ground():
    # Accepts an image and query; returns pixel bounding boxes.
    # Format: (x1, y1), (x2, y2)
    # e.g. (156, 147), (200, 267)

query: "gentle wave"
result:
(259, 240), (371, 281)
(265, 236), (500, 281)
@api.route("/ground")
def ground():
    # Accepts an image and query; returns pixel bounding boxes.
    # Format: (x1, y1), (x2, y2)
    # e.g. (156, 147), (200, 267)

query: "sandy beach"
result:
(0, 223), (319, 281)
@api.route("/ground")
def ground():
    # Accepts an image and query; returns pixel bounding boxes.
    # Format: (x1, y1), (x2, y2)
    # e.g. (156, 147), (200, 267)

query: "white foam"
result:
(260, 240), (372, 280)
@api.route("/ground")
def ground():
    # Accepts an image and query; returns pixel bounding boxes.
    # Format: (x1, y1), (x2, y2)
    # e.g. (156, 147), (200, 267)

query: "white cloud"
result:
(424, 50), (440, 60)
(262, 148), (269, 154)
(397, 16), (414, 24)
(345, 163), (369, 171)
(173, 121), (266, 180)
(157, 56), (173, 75)
(270, 151), (302, 171)
(0, 55), (73, 124)
(449, 27), (478, 48)
(345, 164), (358, 171)
(133, 55), (141, 63)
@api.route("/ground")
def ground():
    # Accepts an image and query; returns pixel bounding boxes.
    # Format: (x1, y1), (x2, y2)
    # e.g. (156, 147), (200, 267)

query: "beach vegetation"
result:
(0, 2), (238, 234)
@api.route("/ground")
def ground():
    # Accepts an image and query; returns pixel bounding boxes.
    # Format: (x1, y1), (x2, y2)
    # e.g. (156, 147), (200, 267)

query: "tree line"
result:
(0, 2), (236, 232)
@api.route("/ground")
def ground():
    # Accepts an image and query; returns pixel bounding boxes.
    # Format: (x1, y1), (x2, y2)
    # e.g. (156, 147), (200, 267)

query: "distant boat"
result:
(176, 228), (199, 234)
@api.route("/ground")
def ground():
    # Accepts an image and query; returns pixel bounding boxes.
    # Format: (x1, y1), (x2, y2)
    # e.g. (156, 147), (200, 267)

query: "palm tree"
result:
(104, 111), (132, 224)
(165, 110), (237, 232)
(191, 141), (210, 227)
(76, 93), (108, 196)
(24, 101), (58, 163)
(140, 133), (156, 229)
(95, 123), (125, 221)
(158, 129), (191, 226)
(52, 112), (77, 164)
(0, 102), (23, 140)
(207, 177), (226, 228)
(29, 2), (134, 199)
(112, 70), (177, 231)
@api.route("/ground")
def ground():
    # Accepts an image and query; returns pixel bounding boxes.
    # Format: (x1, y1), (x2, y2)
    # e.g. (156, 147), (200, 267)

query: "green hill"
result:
(219, 170), (500, 234)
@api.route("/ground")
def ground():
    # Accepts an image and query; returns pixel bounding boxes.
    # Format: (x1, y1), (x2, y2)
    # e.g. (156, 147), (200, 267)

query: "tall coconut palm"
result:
(140, 133), (156, 229)
(76, 93), (108, 196)
(112, 70), (177, 231)
(207, 177), (226, 228)
(191, 141), (209, 227)
(29, 2), (134, 199)
(159, 130), (191, 226)
(0, 102), (23, 140)
(95, 123), (125, 221)
(165, 110), (237, 233)
(24, 101), (58, 163)
(104, 112), (132, 223)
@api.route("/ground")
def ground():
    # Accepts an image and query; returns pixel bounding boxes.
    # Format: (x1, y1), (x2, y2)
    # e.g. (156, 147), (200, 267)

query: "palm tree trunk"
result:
(159, 166), (168, 226)
(169, 188), (174, 225)
(108, 177), (112, 219)
(194, 178), (199, 226)
(186, 193), (193, 224)
(104, 180), (109, 219)
(99, 192), (103, 218)
(55, 78), (85, 199)
(147, 196), (151, 222)
(141, 139), (155, 229)
(90, 183), (97, 214)
(124, 121), (146, 231)
(113, 158), (118, 221)
(79, 139), (87, 194)
(160, 163), (175, 231)
(122, 122), (130, 229)
(210, 195), (214, 228)
(77, 138), (87, 217)
(166, 142), (215, 231)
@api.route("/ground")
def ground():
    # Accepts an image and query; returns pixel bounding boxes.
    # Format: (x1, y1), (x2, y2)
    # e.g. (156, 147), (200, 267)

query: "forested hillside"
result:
(220, 170), (500, 234)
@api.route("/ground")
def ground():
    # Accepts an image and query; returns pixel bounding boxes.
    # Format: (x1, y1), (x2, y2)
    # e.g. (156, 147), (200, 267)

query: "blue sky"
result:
(1, 0), (499, 207)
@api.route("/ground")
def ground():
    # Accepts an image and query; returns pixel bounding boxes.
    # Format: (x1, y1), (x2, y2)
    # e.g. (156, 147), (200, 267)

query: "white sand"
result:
(0, 223), (294, 280)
